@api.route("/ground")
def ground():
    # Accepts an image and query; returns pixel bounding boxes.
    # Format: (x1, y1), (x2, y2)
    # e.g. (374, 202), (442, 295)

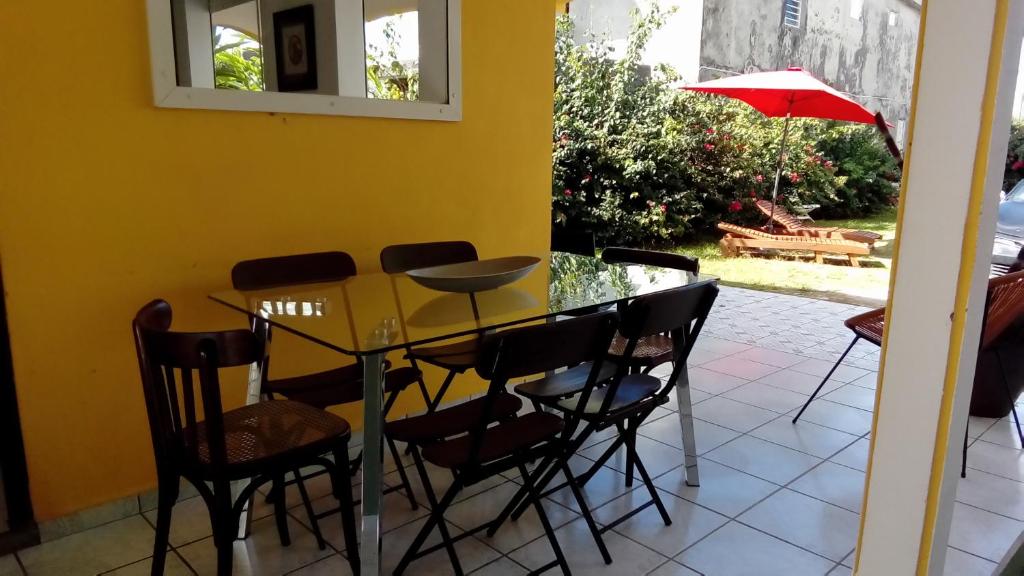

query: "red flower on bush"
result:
(788, 172), (801, 183)
(563, 188), (573, 197)
(559, 133), (571, 145)
(1013, 160), (1024, 171)
(704, 143), (715, 151)
(659, 204), (668, 213)
(755, 174), (764, 183)
(582, 174), (593, 184)
(824, 160), (834, 169)
(705, 128), (716, 135)
(748, 190), (758, 198)
(728, 200), (743, 213)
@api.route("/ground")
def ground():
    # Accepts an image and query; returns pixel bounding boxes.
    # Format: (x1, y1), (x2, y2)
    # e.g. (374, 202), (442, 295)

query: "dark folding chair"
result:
(601, 247), (700, 375)
(231, 251), (423, 548)
(551, 228), (597, 257)
(133, 300), (360, 576)
(390, 311), (619, 576)
(489, 282), (719, 563)
(380, 241), (481, 412)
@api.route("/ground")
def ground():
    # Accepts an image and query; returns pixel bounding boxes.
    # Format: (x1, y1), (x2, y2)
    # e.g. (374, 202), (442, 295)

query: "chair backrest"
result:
(601, 246), (699, 275)
(133, 300), (263, 473)
(231, 251), (357, 290)
(379, 241), (478, 273)
(983, 270), (1024, 349)
(551, 228), (596, 257)
(468, 311), (618, 468)
(756, 199), (804, 231)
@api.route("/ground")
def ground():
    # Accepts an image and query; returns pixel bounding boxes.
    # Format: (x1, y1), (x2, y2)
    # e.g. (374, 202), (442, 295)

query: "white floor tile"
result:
(943, 547), (997, 576)
(0, 556), (19, 576)
(822, 385), (876, 412)
(595, 489), (728, 557)
(694, 337), (752, 357)
(176, 515), (332, 576)
(142, 495), (211, 548)
(749, 417), (860, 459)
(956, 467), (1024, 521)
(468, 557), (528, 575)
(373, 516), (502, 576)
(968, 415), (998, 439)
(702, 358), (782, 381)
(848, 372), (878, 390)
(638, 413), (741, 455)
(544, 457), (637, 514)
(731, 347), (809, 369)
(739, 489), (858, 561)
(103, 552), (193, 576)
(693, 397), (778, 433)
(648, 560), (700, 575)
(704, 436), (822, 485)
(790, 359), (868, 384)
(723, 382), (811, 414)
(676, 521), (834, 576)
(829, 438), (870, 472)
(790, 400), (873, 436)
(579, 435), (685, 480)
(287, 554), (354, 576)
(828, 564), (852, 576)
(18, 516), (156, 576)
(789, 462), (866, 513)
(965, 439), (1024, 480)
(755, 370), (843, 397)
(947, 501), (1024, 562)
(508, 517), (668, 575)
(688, 367), (749, 395)
(978, 419), (1024, 450)
(654, 459), (778, 518)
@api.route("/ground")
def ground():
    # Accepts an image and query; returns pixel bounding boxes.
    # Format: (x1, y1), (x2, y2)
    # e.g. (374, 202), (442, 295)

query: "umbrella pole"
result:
(768, 112), (793, 233)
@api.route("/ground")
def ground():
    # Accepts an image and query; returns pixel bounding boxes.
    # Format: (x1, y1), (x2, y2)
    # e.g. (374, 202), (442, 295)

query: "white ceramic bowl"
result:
(405, 256), (541, 293)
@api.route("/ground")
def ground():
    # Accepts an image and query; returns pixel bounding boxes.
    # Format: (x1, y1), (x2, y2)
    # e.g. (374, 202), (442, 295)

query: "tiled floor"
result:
(3, 287), (1021, 575)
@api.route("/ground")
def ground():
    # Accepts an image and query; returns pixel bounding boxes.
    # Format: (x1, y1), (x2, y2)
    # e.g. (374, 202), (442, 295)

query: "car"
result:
(993, 179), (1024, 276)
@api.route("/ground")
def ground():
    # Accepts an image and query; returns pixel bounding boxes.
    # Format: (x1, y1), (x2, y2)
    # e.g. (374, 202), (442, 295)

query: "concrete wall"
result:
(569, 0), (704, 84)
(700, 0), (920, 134)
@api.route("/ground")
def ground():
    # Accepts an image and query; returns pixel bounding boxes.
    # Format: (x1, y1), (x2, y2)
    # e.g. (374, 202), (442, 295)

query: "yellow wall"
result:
(0, 0), (556, 521)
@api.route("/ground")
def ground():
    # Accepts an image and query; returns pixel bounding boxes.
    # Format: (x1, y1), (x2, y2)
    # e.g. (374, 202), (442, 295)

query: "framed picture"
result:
(273, 5), (318, 92)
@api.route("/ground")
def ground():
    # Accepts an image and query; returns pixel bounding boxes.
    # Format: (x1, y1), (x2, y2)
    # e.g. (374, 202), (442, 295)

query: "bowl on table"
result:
(405, 256), (541, 293)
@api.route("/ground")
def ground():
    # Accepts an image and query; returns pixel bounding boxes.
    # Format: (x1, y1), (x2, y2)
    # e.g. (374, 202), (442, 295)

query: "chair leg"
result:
(962, 421), (969, 478)
(394, 476), (464, 576)
(331, 448), (361, 576)
(621, 421), (635, 488)
(488, 454), (557, 536)
(428, 370), (459, 412)
(519, 461), (571, 576)
(996, 350), (1024, 447)
(211, 480), (235, 576)
(387, 435), (419, 510)
(271, 475), (291, 547)
(561, 461), (611, 564)
(792, 337), (860, 424)
(409, 446), (460, 572)
(293, 468), (327, 550)
(150, 475), (179, 576)
(631, 437), (671, 526)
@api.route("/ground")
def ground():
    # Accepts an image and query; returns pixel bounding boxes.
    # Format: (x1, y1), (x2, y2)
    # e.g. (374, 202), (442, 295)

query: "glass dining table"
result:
(209, 251), (717, 575)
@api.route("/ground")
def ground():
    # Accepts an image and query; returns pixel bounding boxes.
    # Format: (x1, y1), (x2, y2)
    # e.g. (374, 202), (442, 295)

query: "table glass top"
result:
(209, 252), (717, 355)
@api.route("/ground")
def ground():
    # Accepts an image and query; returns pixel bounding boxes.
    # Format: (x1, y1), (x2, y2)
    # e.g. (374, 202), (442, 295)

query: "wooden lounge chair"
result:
(756, 200), (883, 247)
(717, 222), (870, 267)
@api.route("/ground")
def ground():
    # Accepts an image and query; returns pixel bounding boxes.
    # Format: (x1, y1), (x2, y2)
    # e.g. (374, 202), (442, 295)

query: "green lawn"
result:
(674, 208), (898, 305)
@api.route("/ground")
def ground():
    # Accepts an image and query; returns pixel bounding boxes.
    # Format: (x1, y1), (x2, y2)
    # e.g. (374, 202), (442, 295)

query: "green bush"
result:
(551, 10), (899, 246)
(1005, 121), (1024, 192)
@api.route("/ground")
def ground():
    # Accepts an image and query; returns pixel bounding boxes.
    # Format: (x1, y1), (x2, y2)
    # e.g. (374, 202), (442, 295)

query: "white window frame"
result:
(145, 0), (462, 121)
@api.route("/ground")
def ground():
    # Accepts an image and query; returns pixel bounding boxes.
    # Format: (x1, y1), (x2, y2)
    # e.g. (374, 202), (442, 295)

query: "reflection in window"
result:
(214, 26), (264, 91)
(365, 12), (420, 100)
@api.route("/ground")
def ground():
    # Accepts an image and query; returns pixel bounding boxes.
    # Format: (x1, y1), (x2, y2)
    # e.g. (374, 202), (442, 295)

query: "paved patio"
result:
(2, 287), (1021, 575)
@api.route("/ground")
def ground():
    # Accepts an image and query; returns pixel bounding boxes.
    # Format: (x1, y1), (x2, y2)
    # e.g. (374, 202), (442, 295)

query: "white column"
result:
(418, 0), (449, 103)
(855, 1), (1024, 574)
(336, 0), (368, 97)
(171, 0), (215, 88)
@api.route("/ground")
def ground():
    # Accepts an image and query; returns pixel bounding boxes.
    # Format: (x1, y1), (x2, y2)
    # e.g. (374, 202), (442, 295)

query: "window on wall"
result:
(783, 0), (803, 28)
(850, 0), (863, 20)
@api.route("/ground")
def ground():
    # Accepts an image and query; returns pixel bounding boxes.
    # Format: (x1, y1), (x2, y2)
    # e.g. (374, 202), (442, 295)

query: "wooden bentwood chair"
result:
(133, 300), (360, 576)
(390, 310), (620, 576)
(380, 241), (481, 412)
(491, 282), (720, 565)
(230, 251), (424, 547)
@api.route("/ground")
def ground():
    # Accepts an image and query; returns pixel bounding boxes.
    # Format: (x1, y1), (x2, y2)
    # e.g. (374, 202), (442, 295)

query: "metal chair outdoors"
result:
(231, 251), (423, 544)
(790, 271), (1024, 477)
(380, 241), (481, 412)
(390, 312), (620, 576)
(490, 282), (719, 563)
(133, 300), (360, 576)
